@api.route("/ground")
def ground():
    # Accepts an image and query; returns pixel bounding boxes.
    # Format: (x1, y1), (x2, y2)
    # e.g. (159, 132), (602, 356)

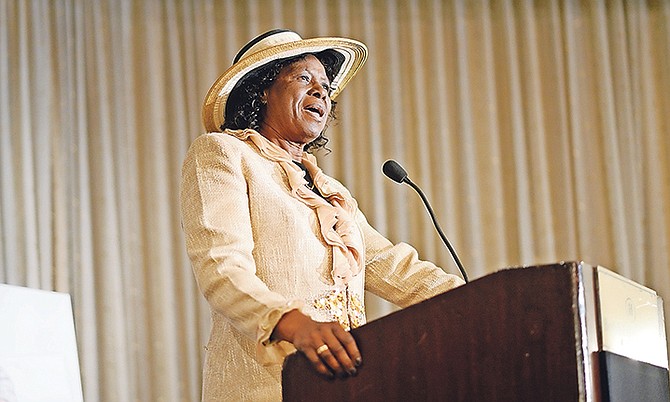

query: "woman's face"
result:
(260, 54), (332, 147)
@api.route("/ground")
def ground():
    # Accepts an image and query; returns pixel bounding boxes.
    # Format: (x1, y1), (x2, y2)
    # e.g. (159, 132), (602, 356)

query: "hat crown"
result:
(233, 30), (303, 64)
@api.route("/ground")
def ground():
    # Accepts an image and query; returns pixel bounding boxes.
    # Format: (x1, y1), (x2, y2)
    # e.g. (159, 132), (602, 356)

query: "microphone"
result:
(382, 159), (469, 283)
(382, 159), (408, 183)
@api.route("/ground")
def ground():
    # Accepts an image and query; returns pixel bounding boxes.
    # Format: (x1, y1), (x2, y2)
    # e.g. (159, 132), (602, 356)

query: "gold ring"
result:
(316, 344), (329, 355)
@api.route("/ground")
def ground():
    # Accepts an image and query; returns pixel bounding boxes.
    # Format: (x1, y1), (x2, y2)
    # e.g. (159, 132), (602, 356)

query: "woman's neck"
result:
(257, 125), (304, 162)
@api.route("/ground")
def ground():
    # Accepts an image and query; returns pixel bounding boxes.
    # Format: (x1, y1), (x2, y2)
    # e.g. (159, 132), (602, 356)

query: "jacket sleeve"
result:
(180, 134), (300, 364)
(356, 210), (465, 307)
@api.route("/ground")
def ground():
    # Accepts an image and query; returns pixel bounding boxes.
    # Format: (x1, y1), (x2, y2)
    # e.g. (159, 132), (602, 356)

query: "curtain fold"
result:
(1, 1), (669, 400)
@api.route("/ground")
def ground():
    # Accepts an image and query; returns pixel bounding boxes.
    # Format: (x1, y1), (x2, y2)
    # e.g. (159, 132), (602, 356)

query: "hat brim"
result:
(202, 37), (368, 133)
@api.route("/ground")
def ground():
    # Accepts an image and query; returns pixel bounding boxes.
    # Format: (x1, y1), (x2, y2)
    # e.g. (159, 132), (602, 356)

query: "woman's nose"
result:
(309, 84), (326, 99)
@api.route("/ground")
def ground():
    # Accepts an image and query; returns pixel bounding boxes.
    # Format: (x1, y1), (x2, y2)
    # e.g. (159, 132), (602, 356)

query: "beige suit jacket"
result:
(180, 130), (464, 401)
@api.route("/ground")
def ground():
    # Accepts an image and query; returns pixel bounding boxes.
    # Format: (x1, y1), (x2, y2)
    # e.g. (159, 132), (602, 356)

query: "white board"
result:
(0, 284), (84, 402)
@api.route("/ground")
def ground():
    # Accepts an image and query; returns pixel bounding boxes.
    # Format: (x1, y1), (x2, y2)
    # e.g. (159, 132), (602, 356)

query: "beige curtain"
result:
(1, 0), (669, 400)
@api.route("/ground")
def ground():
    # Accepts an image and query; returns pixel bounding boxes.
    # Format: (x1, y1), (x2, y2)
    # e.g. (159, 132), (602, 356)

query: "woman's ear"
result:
(260, 91), (267, 105)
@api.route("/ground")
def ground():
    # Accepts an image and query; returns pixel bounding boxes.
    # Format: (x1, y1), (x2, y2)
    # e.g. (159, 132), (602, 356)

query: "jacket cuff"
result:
(255, 299), (304, 365)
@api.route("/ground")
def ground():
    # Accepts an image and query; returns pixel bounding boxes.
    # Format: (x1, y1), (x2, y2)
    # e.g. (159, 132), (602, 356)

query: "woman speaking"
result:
(180, 29), (464, 401)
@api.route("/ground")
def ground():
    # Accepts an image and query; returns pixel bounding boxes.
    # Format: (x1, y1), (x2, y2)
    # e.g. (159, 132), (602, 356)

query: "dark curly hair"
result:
(222, 50), (342, 153)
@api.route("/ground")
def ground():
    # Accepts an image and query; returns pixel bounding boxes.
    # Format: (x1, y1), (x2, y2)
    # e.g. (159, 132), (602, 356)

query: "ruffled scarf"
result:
(227, 129), (364, 286)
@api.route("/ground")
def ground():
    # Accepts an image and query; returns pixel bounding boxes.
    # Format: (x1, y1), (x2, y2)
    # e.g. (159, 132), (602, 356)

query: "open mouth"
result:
(304, 104), (325, 118)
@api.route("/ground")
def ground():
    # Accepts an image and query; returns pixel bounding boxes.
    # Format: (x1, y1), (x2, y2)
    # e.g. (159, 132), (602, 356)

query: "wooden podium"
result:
(282, 262), (669, 401)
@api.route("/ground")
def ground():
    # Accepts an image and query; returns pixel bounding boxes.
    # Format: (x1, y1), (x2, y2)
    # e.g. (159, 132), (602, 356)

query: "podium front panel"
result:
(283, 263), (588, 401)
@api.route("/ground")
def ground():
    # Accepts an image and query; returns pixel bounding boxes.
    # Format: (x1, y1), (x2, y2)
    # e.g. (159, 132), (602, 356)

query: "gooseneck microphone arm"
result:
(382, 160), (469, 283)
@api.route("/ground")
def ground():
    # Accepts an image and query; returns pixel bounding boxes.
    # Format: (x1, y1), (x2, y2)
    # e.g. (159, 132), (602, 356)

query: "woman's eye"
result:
(299, 75), (310, 82)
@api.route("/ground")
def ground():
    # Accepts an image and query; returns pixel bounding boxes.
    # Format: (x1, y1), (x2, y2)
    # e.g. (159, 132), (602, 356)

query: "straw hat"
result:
(202, 29), (368, 132)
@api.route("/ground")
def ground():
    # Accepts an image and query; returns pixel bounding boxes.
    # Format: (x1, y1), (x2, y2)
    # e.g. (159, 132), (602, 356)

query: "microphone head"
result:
(382, 159), (408, 183)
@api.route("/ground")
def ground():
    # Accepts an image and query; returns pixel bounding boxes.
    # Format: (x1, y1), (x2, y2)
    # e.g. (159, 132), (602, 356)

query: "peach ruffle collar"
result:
(226, 129), (364, 286)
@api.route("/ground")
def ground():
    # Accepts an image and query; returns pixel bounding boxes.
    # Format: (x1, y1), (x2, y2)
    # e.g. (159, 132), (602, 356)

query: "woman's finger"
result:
(332, 325), (362, 368)
(318, 325), (358, 376)
(301, 346), (335, 379)
(314, 340), (347, 377)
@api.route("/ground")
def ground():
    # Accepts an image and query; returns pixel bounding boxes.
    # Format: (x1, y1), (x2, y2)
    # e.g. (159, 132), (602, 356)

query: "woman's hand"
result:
(272, 309), (362, 378)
